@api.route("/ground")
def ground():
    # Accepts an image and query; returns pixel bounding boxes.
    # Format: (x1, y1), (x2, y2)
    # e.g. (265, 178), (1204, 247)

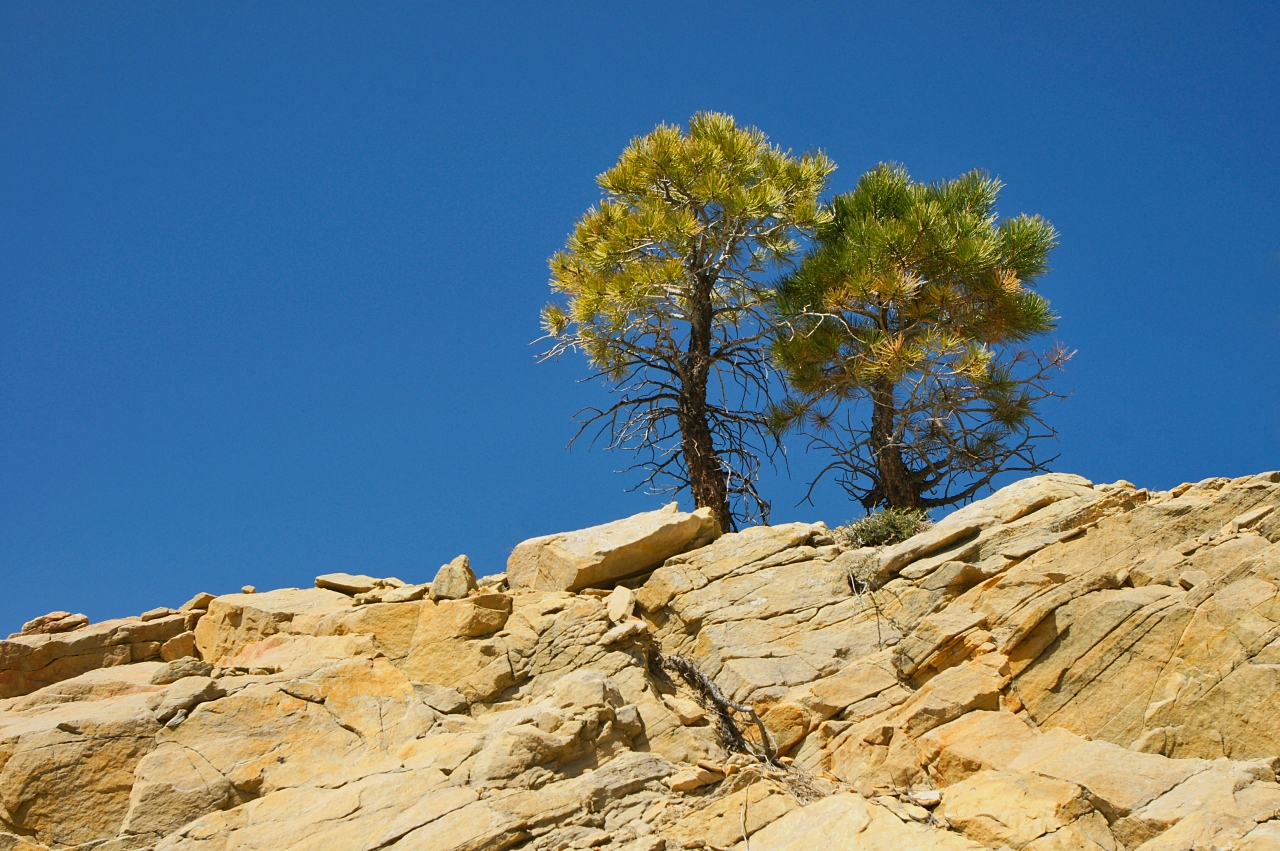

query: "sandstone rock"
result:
(179, 592), (214, 612)
(892, 604), (989, 678)
(120, 741), (236, 836)
(192, 587), (354, 664)
(939, 770), (1104, 849)
(146, 676), (225, 723)
(429, 555), (478, 601)
(149, 659), (213, 685)
(664, 764), (721, 791)
(762, 701), (811, 755)
(1132, 810), (1258, 850)
(478, 572), (507, 589)
(1005, 728), (1204, 820)
(217, 633), (373, 673)
(661, 694), (705, 725)
(637, 521), (828, 614)
(240, 585), (256, 594)
(141, 607), (177, 622)
(507, 503), (720, 592)
(666, 779), (799, 847)
(920, 710), (1040, 785)
(747, 792), (985, 849)
(1, 613), (190, 699)
(606, 585), (636, 623)
(16, 610), (89, 636)
(413, 682), (469, 714)
(0, 688), (162, 845)
(880, 522), (983, 581)
(314, 572), (384, 594)
(1240, 822), (1280, 850)
(894, 659), (1006, 738)
(792, 660), (899, 721)
(2, 471), (1277, 851)
(159, 631), (196, 662)
(376, 583), (429, 604)
(397, 598), (518, 703)
(664, 521), (821, 582)
(598, 619), (649, 645)
(315, 599), (422, 660)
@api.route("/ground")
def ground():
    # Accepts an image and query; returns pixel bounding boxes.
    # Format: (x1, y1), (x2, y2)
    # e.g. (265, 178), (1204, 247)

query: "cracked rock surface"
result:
(3, 472), (1280, 850)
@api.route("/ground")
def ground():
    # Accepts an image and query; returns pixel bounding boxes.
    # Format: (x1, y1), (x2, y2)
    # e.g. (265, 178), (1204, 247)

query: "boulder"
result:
(429, 555), (478, 601)
(159, 631), (197, 662)
(507, 503), (720, 591)
(150, 659), (213, 685)
(15, 611), (89, 636)
(606, 586), (635, 623)
(315, 573), (377, 594)
(180, 592), (215, 612)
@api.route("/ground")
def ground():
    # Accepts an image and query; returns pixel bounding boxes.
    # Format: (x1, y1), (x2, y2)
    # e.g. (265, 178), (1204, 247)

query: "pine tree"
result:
(542, 113), (834, 530)
(772, 163), (1071, 511)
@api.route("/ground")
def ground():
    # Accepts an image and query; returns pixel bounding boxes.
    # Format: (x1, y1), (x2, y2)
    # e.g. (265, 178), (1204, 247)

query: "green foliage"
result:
(836, 507), (932, 549)
(772, 163), (1070, 510)
(542, 113), (835, 528)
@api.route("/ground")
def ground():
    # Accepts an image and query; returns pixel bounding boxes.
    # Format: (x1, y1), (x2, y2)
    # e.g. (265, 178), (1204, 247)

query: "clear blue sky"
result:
(2, 3), (1277, 633)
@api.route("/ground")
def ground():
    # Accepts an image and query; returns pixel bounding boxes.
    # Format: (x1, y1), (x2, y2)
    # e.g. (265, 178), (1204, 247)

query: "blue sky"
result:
(2, 3), (1276, 633)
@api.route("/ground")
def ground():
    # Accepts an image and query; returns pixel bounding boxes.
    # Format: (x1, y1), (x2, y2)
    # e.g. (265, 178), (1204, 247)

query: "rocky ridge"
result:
(2, 473), (1280, 850)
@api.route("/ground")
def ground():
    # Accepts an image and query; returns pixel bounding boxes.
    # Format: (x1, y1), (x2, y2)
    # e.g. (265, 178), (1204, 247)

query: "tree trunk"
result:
(869, 382), (923, 509)
(679, 271), (735, 532)
(679, 399), (734, 532)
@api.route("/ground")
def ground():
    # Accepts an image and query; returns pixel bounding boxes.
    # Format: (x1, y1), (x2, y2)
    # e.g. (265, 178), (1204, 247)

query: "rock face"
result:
(2, 477), (1280, 850)
(507, 502), (721, 591)
(0, 612), (194, 700)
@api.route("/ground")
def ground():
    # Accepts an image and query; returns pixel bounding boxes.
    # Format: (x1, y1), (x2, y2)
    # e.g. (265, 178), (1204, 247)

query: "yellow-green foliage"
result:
(540, 113), (835, 527)
(544, 112), (834, 375)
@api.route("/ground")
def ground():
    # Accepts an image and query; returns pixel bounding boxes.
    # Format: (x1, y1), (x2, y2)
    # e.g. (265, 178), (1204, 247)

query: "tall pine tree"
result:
(542, 113), (834, 530)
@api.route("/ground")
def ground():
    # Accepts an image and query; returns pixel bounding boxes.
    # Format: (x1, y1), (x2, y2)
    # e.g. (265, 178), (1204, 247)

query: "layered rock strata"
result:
(1, 471), (1278, 850)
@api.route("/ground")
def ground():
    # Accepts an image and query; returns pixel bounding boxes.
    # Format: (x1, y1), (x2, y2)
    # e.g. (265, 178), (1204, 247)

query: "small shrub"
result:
(836, 508), (931, 549)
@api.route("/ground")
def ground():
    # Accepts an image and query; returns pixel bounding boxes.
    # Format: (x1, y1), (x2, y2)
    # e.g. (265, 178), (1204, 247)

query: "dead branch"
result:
(650, 651), (781, 766)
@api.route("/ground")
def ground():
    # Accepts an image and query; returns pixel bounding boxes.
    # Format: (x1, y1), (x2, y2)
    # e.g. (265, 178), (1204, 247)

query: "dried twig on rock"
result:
(650, 651), (780, 765)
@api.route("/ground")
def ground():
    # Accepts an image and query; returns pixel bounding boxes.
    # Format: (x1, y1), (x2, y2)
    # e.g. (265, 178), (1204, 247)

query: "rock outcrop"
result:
(507, 503), (721, 592)
(3, 471), (1280, 850)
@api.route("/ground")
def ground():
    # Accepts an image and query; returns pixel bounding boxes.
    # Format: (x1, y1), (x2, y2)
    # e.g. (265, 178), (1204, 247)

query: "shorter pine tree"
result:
(772, 163), (1071, 511)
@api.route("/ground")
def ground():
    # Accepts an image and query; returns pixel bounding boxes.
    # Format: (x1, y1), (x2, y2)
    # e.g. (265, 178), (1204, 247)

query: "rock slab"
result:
(506, 503), (721, 591)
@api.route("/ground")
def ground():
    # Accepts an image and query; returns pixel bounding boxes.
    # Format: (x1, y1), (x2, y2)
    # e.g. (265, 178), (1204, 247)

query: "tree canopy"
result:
(541, 112), (834, 530)
(771, 163), (1070, 511)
